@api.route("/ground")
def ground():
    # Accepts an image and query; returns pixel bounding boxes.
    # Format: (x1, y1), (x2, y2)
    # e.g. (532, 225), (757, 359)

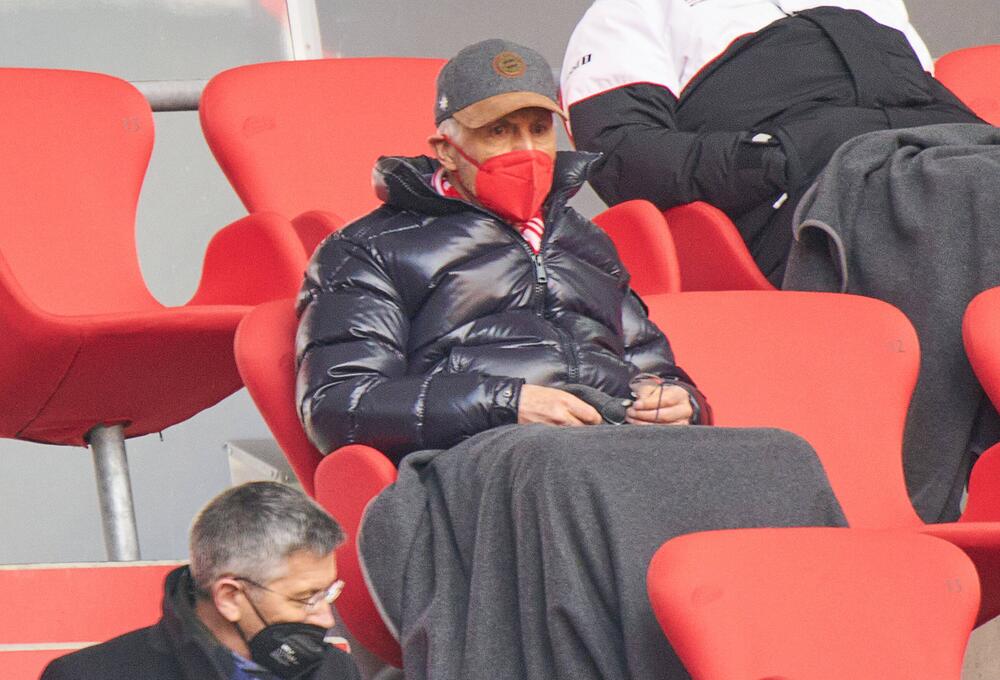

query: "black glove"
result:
(558, 384), (632, 425)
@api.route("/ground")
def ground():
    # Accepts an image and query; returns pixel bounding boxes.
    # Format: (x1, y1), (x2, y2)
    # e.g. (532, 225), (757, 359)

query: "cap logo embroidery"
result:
(438, 94), (449, 111)
(492, 51), (527, 78)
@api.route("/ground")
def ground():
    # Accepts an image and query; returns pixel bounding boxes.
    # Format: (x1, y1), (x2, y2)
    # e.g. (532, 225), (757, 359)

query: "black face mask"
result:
(247, 622), (328, 679)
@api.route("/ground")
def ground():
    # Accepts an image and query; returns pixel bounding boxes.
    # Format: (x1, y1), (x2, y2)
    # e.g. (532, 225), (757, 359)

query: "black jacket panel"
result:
(568, 7), (983, 284)
(40, 628), (187, 680)
(297, 152), (697, 461)
(41, 566), (360, 680)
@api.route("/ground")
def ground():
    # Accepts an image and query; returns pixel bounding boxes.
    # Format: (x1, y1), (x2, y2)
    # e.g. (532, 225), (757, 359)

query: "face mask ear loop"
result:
(441, 133), (482, 168)
(233, 585), (270, 645)
(439, 134), (480, 199)
(233, 620), (251, 647)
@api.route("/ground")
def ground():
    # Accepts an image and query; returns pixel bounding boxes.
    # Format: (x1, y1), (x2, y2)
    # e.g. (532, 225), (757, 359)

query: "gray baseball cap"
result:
(434, 38), (566, 128)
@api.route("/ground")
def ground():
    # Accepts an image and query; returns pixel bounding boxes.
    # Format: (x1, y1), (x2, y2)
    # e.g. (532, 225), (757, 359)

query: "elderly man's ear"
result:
(428, 134), (460, 172)
(209, 578), (245, 623)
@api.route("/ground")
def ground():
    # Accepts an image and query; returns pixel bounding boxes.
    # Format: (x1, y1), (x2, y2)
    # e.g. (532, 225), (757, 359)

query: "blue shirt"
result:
(231, 651), (280, 680)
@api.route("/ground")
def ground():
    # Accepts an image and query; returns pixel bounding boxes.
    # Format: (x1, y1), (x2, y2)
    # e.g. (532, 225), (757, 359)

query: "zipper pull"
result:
(533, 253), (548, 283)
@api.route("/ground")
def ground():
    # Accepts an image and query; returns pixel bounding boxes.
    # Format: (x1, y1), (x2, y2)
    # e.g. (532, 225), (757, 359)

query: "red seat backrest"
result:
(200, 58), (445, 224)
(648, 528), (978, 680)
(645, 291), (923, 528)
(935, 45), (1000, 126)
(0, 68), (158, 315)
(592, 199), (681, 296)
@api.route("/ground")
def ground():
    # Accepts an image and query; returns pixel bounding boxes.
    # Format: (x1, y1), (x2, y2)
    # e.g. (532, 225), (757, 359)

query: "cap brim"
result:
(452, 91), (566, 129)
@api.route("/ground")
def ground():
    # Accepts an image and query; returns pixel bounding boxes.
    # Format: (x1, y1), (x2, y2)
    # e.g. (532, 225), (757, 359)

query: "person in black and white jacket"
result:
(562, 1), (983, 284)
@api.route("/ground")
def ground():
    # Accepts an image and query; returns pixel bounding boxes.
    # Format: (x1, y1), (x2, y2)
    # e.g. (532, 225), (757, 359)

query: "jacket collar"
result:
(372, 151), (600, 222)
(158, 565), (241, 680)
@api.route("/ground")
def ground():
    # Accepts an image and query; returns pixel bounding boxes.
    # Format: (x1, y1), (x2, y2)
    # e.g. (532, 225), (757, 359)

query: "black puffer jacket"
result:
(296, 151), (702, 461)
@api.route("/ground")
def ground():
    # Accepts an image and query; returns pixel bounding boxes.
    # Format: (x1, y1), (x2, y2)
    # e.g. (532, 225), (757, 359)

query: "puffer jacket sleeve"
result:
(568, 84), (788, 215)
(621, 290), (713, 424)
(296, 233), (523, 462)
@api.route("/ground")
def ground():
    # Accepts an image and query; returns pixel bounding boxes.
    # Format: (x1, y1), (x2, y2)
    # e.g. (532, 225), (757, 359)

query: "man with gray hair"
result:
(41, 481), (361, 680)
(298, 38), (844, 679)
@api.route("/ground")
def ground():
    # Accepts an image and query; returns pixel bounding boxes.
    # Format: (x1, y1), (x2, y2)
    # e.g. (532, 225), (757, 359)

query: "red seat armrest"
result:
(292, 210), (346, 256)
(960, 442), (1000, 523)
(314, 444), (402, 667)
(188, 212), (308, 306)
(664, 202), (775, 291)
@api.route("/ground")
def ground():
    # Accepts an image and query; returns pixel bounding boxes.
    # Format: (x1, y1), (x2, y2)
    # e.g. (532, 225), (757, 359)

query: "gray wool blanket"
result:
(783, 123), (1000, 523)
(358, 424), (845, 680)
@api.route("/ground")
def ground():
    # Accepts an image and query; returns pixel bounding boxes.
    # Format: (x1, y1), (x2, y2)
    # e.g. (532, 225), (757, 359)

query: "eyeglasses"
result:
(235, 577), (345, 613)
(629, 372), (667, 422)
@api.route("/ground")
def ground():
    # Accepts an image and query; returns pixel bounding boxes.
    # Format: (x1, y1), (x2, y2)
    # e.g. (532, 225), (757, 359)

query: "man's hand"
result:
(517, 384), (603, 426)
(626, 384), (692, 425)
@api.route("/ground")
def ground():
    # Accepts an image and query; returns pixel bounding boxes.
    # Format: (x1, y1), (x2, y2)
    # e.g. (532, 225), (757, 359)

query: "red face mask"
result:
(444, 135), (555, 223)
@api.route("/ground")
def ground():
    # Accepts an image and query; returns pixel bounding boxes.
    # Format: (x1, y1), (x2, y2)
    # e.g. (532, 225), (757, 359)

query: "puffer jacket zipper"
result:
(518, 237), (578, 381)
(554, 325), (581, 383)
(530, 250), (547, 314)
(530, 206), (578, 383)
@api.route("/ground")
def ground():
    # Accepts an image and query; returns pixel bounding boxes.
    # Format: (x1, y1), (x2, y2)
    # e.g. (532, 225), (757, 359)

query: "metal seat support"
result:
(86, 424), (140, 561)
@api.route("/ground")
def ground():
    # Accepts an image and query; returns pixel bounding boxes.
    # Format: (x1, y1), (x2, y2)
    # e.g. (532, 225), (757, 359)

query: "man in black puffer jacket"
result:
(297, 39), (712, 463)
(296, 40), (845, 680)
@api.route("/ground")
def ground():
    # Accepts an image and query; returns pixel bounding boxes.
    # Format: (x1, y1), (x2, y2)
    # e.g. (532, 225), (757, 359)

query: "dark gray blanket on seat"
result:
(358, 424), (845, 680)
(782, 123), (1000, 523)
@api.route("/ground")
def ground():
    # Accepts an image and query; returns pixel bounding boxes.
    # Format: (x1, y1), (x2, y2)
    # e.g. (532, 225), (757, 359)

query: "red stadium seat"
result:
(663, 201), (775, 291)
(0, 68), (309, 560)
(200, 57), (445, 250)
(234, 299), (402, 667)
(928, 285), (1000, 605)
(648, 528), (978, 680)
(237, 290), (1000, 671)
(935, 45), (1000, 126)
(0, 561), (181, 680)
(592, 200), (681, 295)
(647, 291), (919, 528)
(645, 291), (1000, 626)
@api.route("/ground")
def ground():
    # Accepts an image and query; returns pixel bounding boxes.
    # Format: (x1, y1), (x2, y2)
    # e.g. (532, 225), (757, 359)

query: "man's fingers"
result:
(564, 395), (603, 425)
(625, 415), (690, 426)
(626, 402), (692, 424)
(547, 406), (586, 426)
(629, 385), (689, 411)
(534, 394), (600, 426)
